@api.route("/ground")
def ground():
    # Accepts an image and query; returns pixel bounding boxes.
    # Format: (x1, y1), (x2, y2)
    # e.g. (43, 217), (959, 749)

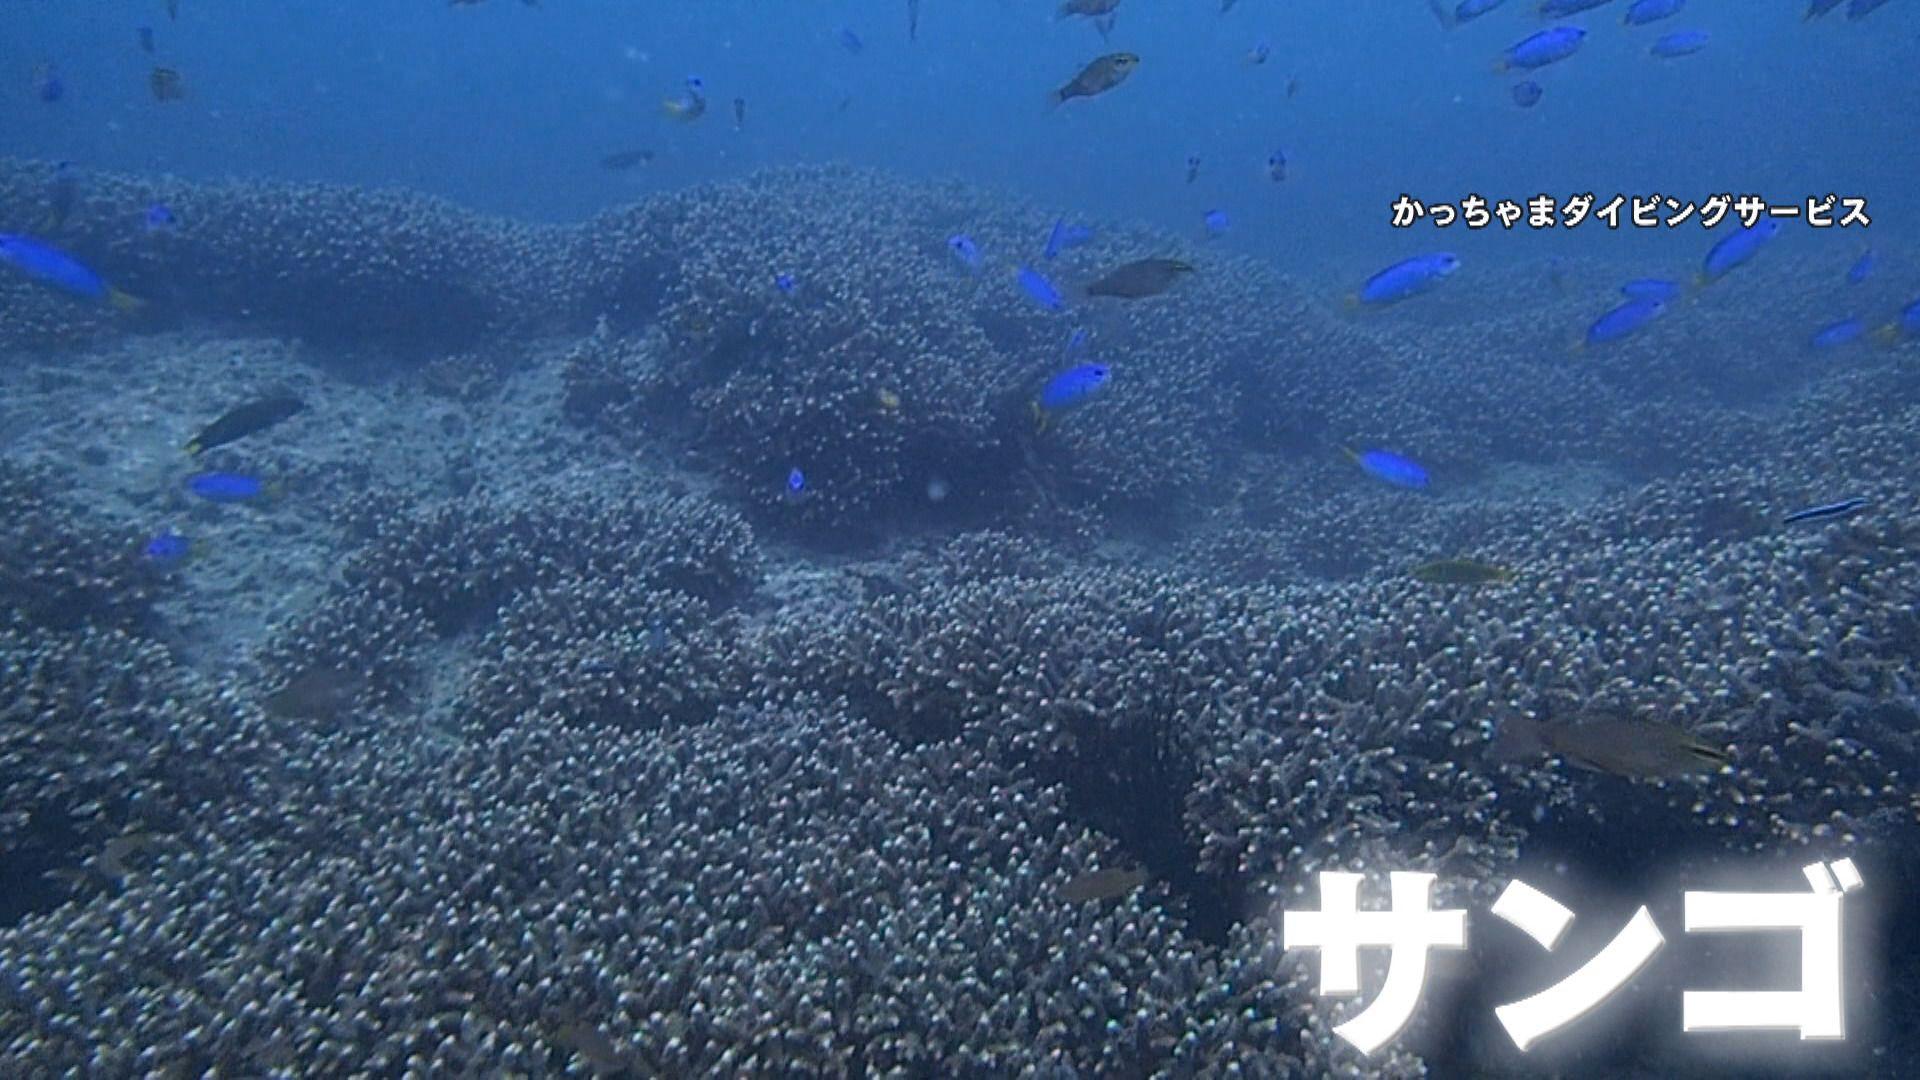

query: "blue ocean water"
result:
(2, 1), (1918, 1077)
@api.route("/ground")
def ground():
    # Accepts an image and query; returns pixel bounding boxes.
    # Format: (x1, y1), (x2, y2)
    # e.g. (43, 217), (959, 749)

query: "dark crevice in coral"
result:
(0, 808), (87, 928)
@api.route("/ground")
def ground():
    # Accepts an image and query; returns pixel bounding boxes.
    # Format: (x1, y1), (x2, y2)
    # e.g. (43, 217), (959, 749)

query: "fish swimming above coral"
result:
(1059, 865), (1147, 903)
(1050, 52), (1138, 105)
(1085, 257), (1193, 300)
(1492, 711), (1730, 780)
(185, 394), (305, 455)
(0, 233), (143, 310)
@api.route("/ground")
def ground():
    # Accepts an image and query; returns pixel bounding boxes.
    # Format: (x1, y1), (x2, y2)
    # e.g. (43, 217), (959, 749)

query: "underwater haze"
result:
(3, 1), (1919, 1077)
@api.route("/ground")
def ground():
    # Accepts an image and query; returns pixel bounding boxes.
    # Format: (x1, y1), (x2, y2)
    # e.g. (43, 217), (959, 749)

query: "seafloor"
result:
(1, 158), (1916, 1078)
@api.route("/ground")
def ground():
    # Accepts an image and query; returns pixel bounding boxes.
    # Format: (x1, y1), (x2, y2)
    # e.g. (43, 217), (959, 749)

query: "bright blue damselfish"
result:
(1700, 220), (1781, 284)
(187, 472), (268, 503)
(1350, 448), (1431, 490)
(1038, 364), (1111, 413)
(1649, 30), (1710, 58)
(1356, 253), (1460, 306)
(1584, 298), (1666, 347)
(1623, 0), (1686, 26)
(1043, 219), (1092, 260)
(1498, 27), (1586, 72)
(1809, 318), (1865, 350)
(0, 234), (113, 302)
(1017, 265), (1066, 312)
(1621, 278), (1682, 303)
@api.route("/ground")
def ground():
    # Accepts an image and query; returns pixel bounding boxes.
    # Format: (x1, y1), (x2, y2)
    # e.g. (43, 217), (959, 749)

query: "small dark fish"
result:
(1457, 0), (1510, 20)
(149, 66), (185, 101)
(1057, 0), (1123, 18)
(1411, 558), (1514, 585)
(775, 272), (797, 296)
(1805, 0), (1846, 14)
(1063, 327), (1090, 356)
(1809, 317), (1865, 350)
(1845, 248), (1873, 285)
(186, 471), (270, 503)
(166, 0), (179, 18)
(144, 204), (177, 233)
(1623, 0), (1685, 25)
(1847, 0), (1894, 19)
(838, 27), (865, 54)
(1699, 220), (1780, 284)
(1018, 265), (1067, 311)
(1185, 154), (1201, 184)
(1085, 257), (1194, 300)
(185, 395), (305, 455)
(1493, 712), (1729, 780)
(138, 26), (156, 54)
(1246, 38), (1271, 65)
(598, 148), (654, 170)
(662, 75), (706, 121)
(1649, 30), (1709, 58)
(1267, 147), (1288, 181)
(908, 0), (921, 40)
(1498, 26), (1586, 71)
(1043, 218), (1092, 260)
(1782, 497), (1868, 524)
(1051, 52), (1139, 106)
(1059, 866), (1148, 903)
(1511, 80), (1543, 108)
(732, 97), (746, 129)
(45, 162), (78, 232)
(1347, 447), (1430, 490)
(33, 63), (64, 103)
(1285, 74), (1300, 98)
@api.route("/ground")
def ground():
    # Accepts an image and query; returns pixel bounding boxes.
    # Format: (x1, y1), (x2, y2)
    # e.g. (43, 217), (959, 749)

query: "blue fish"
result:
(1699, 220), (1781, 284)
(1783, 497), (1867, 525)
(774, 272), (797, 296)
(1246, 38), (1271, 65)
(1042, 218), (1092, 260)
(1537, 0), (1612, 15)
(141, 529), (191, 563)
(1203, 209), (1231, 236)
(1845, 249), (1874, 285)
(947, 233), (981, 272)
(1267, 148), (1289, 181)
(786, 466), (807, 496)
(138, 27), (156, 54)
(1623, 0), (1685, 25)
(1449, 0), (1509, 24)
(1017, 265), (1066, 312)
(1353, 253), (1460, 306)
(144, 204), (178, 233)
(1847, 0), (1894, 20)
(838, 27), (865, 54)
(186, 472), (269, 503)
(1498, 27), (1586, 72)
(1063, 327), (1090, 356)
(1620, 277), (1682, 303)
(1649, 30), (1709, 58)
(1809, 318), (1865, 350)
(0, 234), (141, 310)
(1511, 80), (1544, 108)
(1348, 448), (1431, 490)
(1037, 363), (1112, 414)
(1582, 298), (1665, 347)
(1804, 0), (1846, 16)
